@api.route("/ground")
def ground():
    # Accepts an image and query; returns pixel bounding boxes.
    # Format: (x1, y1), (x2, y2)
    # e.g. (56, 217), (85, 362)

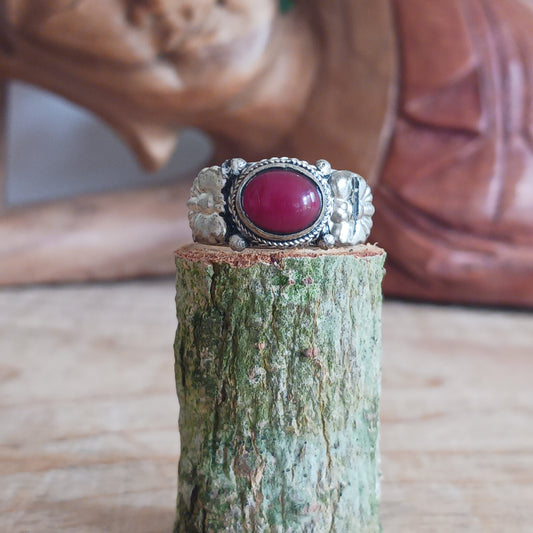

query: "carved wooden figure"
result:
(1, 0), (532, 306)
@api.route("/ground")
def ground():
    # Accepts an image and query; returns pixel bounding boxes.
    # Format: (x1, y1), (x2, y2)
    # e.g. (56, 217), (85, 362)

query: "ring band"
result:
(187, 157), (374, 251)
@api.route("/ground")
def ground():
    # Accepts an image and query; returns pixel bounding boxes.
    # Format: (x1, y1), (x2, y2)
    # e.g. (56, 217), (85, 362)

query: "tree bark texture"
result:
(174, 244), (386, 532)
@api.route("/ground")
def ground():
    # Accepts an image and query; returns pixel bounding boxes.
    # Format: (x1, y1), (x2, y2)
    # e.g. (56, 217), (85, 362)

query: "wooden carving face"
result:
(4, 0), (279, 164)
(4, 0), (533, 306)
(8, 0), (277, 94)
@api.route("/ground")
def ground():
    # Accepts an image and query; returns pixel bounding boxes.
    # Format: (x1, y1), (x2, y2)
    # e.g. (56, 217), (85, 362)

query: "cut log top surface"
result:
(175, 243), (385, 268)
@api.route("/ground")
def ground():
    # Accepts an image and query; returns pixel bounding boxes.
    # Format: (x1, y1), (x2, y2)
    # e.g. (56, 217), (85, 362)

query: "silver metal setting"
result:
(187, 166), (227, 245)
(229, 157), (332, 248)
(187, 157), (374, 250)
(329, 170), (375, 244)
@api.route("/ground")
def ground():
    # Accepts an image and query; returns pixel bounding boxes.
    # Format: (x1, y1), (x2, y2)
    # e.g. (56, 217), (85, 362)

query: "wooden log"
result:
(174, 244), (386, 532)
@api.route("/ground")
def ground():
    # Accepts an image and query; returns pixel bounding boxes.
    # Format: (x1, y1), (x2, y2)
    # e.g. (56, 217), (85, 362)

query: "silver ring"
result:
(187, 157), (375, 251)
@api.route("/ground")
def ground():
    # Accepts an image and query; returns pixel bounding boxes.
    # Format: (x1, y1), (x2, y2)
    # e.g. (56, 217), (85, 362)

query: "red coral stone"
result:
(242, 169), (322, 234)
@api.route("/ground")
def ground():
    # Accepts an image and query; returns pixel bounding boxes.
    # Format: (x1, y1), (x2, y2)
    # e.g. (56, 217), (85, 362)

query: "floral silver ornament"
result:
(329, 170), (375, 245)
(187, 166), (227, 244)
(353, 176), (375, 244)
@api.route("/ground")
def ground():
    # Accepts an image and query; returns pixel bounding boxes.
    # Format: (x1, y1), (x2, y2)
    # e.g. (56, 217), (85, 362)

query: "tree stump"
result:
(174, 244), (386, 532)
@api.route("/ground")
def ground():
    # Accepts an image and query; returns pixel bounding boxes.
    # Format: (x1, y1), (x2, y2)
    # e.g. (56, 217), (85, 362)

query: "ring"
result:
(187, 157), (375, 251)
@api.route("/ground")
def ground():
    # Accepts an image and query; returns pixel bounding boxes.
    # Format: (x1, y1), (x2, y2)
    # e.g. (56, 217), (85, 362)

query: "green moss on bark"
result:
(174, 245), (385, 532)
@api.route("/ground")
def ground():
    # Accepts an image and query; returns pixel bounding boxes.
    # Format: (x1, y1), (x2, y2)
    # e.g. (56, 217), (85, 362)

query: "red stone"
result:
(242, 169), (322, 234)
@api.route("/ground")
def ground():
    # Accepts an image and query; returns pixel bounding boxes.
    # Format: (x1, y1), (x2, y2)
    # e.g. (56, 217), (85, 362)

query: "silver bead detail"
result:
(229, 234), (248, 252)
(315, 159), (332, 176)
(230, 158), (247, 174)
(319, 233), (336, 249)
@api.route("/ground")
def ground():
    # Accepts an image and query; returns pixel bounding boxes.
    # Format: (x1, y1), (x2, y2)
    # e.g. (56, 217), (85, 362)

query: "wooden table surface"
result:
(1, 281), (532, 532)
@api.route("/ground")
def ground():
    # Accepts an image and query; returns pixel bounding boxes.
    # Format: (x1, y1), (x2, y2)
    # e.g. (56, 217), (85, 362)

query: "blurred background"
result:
(5, 82), (211, 206)
(1, 1), (532, 532)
